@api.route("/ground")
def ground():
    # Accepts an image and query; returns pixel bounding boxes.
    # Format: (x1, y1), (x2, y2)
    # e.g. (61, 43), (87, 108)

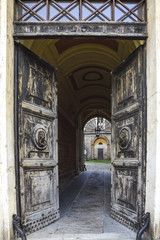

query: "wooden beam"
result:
(13, 22), (148, 40)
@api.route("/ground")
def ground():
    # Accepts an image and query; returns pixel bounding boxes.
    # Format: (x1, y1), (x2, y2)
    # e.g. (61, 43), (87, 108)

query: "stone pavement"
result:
(28, 163), (137, 240)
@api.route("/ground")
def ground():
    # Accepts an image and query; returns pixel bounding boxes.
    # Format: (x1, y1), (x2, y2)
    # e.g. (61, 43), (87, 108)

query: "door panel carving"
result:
(118, 126), (132, 150)
(111, 45), (146, 230)
(115, 115), (139, 159)
(24, 169), (56, 213)
(115, 168), (138, 211)
(23, 65), (53, 109)
(16, 43), (59, 234)
(115, 59), (138, 111)
(22, 113), (53, 159)
(33, 124), (48, 150)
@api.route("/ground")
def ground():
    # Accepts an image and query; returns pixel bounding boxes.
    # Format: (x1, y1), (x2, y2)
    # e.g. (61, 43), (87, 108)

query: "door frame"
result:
(14, 41), (21, 217)
(13, 22), (147, 40)
(13, 26), (147, 231)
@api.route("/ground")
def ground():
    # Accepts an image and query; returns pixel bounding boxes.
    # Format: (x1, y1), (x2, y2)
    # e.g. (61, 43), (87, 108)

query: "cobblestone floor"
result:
(28, 163), (137, 239)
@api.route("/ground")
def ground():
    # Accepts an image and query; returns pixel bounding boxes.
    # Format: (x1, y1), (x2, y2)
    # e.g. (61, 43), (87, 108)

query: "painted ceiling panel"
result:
(55, 39), (119, 54)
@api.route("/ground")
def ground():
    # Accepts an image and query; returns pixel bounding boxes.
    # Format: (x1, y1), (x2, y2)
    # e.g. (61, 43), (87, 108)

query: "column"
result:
(0, 0), (16, 239)
(146, 0), (160, 238)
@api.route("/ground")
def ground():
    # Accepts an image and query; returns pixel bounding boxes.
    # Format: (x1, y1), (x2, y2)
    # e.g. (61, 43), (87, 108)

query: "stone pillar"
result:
(0, 0), (16, 239)
(91, 143), (94, 159)
(146, 0), (160, 238)
(79, 122), (84, 171)
(76, 119), (80, 174)
(76, 115), (84, 172)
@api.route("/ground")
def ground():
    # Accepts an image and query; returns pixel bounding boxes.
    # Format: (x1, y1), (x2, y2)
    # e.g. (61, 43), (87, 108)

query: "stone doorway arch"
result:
(91, 136), (110, 160)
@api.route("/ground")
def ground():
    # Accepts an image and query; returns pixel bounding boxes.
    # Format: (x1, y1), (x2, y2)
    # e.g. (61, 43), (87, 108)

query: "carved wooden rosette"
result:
(33, 124), (48, 150)
(118, 126), (132, 150)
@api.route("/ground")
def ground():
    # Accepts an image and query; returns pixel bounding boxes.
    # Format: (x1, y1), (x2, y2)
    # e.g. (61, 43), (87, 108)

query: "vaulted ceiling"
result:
(21, 39), (142, 126)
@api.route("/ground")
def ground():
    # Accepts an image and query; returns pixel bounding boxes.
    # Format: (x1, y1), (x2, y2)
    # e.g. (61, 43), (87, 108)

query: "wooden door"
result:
(98, 149), (103, 160)
(15, 43), (59, 234)
(111, 45), (146, 231)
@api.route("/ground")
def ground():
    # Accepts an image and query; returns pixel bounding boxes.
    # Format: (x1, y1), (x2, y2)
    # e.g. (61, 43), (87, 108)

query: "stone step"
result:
(27, 233), (135, 240)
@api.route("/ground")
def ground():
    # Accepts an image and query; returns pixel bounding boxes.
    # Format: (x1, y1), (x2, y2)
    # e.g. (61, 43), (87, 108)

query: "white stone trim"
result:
(146, 0), (160, 238)
(0, 0), (16, 239)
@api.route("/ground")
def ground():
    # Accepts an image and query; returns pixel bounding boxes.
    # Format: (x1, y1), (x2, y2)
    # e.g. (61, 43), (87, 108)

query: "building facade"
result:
(1, 1), (160, 239)
(84, 118), (111, 160)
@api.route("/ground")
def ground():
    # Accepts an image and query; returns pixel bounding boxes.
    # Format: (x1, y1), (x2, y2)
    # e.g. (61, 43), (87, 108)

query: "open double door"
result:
(15, 43), (146, 234)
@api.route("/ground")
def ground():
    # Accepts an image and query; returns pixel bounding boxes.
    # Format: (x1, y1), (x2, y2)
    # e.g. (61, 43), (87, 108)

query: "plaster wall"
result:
(58, 109), (77, 185)
(84, 135), (93, 160)
(0, 0), (16, 239)
(146, 0), (160, 238)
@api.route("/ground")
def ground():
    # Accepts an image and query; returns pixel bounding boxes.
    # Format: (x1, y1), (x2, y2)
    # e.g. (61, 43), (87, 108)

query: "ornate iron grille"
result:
(15, 0), (146, 22)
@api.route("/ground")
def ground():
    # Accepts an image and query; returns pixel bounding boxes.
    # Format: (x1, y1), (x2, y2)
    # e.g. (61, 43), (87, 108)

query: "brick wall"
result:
(58, 110), (76, 185)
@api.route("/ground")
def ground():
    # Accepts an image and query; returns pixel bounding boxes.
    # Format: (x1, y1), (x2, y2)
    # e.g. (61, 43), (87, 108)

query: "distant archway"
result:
(83, 117), (111, 160)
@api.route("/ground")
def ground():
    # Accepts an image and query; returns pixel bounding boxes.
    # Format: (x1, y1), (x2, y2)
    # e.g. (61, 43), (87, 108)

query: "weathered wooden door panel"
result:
(98, 149), (103, 160)
(111, 45), (146, 230)
(16, 43), (59, 234)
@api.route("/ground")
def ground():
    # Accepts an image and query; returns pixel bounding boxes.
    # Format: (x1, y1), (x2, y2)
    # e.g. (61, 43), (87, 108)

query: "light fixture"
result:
(95, 117), (101, 137)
